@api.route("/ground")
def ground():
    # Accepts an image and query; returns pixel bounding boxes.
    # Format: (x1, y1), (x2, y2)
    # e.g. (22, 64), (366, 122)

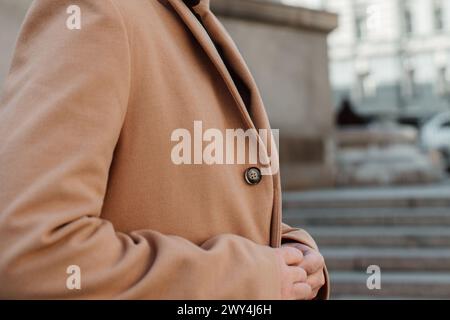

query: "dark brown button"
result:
(183, 0), (201, 7)
(244, 167), (262, 185)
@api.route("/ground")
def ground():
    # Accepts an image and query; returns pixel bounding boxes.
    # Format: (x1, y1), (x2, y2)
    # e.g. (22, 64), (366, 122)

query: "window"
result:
(355, 10), (367, 40)
(436, 66), (449, 96)
(355, 71), (376, 100)
(402, 68), (416, 98)
(404, 6), (413, 36)
(434, 1), (444, 31)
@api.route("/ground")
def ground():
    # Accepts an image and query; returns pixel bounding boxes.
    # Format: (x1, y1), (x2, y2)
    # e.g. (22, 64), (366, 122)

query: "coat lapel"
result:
(199, 2), (279, 172)
(166, 0), (278, 176)
(167, 0), (255, 131)
(204, 12), (273, 132)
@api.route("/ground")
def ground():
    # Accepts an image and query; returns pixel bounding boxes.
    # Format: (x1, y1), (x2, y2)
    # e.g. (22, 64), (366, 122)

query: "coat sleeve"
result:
(0, 0), (282, 299)
(281, 223), (330, 299)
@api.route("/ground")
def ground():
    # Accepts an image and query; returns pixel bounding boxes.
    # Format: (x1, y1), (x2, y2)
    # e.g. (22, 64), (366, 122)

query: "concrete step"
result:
(305, 226), (450, 247)
(330, 271), (450, 299)
(283, 207), (450, 227)
(321, 247), (450, 271)
(283, 185), (450, 209)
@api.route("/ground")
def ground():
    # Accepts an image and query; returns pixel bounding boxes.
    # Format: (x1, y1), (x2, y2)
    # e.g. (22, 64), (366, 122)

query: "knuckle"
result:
(287, 246), (299, 255)
(312, 253), (325, 270)
(294, 268), (307, 282)
(319, 274), (326, 286)
(318, 253), (325, 266)
(287, 247), (303, 261)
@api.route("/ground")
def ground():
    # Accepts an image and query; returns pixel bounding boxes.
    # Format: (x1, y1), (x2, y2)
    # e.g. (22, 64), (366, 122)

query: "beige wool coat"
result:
(0, 0), (329, 299)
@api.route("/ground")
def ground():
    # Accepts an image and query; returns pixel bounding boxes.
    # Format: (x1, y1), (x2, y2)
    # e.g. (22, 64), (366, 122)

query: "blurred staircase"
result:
(283, 185), (450, 299)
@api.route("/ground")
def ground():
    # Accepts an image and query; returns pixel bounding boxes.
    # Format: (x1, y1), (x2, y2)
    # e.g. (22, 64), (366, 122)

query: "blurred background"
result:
(1, 0), (450, 299)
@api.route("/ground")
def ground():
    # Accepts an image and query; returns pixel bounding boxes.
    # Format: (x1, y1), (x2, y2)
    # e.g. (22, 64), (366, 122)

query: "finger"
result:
(306, 269), (326, 294)
(289, 266), (307, 283)
(309, 287), (320, 300)
(292, 282), (312, 300)
(284, 242), (309, 253)
(300, 250), (325, 274)
(281, 247), (304, 266)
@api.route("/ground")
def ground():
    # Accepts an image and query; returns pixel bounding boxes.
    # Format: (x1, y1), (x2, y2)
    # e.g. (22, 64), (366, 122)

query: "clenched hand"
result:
(274, 247), (311, 300)
(282, 243), (326, 299)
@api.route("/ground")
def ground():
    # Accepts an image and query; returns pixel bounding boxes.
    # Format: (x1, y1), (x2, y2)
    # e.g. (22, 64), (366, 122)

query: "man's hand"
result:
(274, 247), (312, 300)
(282, 243), (326, 299)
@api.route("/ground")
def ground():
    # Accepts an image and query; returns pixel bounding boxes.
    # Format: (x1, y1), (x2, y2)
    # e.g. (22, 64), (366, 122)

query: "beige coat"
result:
(0, 0), (329, 299)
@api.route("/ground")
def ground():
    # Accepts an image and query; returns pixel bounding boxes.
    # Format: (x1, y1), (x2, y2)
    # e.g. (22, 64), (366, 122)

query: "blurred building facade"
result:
(274, 0), (450, 120)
